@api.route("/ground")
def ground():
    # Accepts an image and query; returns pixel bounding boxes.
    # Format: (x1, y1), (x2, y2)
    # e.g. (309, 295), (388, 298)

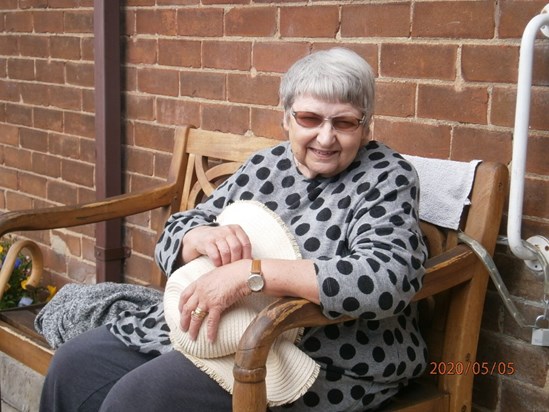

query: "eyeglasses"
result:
(291, 110), (365, 132)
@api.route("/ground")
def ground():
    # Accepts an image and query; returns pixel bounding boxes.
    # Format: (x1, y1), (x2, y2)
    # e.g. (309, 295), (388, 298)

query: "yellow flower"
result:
(21, 278), (29, 290)
(46, 285), (57, 301)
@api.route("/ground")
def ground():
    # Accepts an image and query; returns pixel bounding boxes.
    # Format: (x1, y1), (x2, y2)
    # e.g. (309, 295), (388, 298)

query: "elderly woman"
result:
(40, 47), (427, 412)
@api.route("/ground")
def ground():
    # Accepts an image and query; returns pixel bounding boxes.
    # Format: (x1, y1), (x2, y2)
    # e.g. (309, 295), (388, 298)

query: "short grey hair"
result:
(280, 47), (376, 127)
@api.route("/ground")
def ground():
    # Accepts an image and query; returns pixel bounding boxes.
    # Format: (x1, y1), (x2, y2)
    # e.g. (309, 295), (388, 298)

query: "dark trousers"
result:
(39, 326), (232, 412)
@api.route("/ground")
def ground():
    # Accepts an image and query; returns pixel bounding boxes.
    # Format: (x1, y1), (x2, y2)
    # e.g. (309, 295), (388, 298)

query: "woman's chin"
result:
(300, 164), (339, 179)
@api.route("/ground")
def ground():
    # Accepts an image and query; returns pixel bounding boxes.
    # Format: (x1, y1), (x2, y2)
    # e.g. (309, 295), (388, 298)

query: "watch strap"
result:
(251, 259), (261, 274)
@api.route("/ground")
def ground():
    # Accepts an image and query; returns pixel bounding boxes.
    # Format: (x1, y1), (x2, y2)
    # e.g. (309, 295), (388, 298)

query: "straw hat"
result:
(163, 200), (319, 406)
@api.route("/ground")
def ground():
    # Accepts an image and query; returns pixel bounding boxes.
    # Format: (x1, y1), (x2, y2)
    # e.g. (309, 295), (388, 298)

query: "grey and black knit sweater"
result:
(152, 140), (429, 411)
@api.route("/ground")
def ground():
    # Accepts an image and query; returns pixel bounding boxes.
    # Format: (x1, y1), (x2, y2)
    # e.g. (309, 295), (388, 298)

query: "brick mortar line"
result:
(120, 35), (525, 45)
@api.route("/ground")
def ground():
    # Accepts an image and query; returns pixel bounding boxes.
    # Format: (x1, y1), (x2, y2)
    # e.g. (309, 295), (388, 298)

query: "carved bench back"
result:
(175, 128), (455, 257)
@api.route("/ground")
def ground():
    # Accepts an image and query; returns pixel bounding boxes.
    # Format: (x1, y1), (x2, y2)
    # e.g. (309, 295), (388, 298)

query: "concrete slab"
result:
(0, 353), (43, 412)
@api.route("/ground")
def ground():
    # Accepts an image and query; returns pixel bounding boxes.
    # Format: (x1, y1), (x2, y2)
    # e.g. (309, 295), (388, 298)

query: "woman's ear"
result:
(361, 121), (372, 144)
(282, 112), (290, 132)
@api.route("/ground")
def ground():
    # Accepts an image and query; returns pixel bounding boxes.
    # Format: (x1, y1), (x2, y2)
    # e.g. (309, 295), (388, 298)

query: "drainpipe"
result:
(93, 0), (125, 283)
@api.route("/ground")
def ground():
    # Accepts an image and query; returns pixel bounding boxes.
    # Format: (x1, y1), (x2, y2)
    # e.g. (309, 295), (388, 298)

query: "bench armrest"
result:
(0, 182), (179, 238)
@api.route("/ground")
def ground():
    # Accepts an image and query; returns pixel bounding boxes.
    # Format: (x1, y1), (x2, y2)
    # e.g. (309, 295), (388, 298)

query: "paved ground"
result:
(0, 353), (43, 412)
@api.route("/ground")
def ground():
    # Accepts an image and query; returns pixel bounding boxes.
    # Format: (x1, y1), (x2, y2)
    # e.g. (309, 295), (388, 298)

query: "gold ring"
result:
(191, 307), (208, 321)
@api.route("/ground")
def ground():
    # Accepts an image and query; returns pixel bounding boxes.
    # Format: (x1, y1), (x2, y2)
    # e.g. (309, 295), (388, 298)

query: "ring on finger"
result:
(191, 307), (208, 321)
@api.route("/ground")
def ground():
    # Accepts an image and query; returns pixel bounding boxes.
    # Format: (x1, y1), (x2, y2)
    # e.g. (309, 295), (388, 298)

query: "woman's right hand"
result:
(181, 225), (252, 267)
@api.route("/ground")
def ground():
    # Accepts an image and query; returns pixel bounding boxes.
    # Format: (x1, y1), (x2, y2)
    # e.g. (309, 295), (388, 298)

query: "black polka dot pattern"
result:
(153, 141), (428, 411)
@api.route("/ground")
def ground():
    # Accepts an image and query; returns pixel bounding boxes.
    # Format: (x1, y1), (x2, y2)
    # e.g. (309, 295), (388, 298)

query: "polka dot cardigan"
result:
(117, 140), (428, 411)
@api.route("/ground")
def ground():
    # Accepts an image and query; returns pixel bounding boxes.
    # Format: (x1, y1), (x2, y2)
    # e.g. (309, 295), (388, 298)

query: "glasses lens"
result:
(292, 111), (362, 132)
(332, 117), (360, 131)
(294, 112), (324, 128)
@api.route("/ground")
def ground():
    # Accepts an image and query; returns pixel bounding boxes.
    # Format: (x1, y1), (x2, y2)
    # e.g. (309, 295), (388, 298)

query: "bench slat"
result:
(0, 320), (53, 375)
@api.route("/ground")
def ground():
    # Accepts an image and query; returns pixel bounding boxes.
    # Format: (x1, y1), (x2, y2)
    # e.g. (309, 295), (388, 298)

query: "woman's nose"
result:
(316, 122), (336, 146)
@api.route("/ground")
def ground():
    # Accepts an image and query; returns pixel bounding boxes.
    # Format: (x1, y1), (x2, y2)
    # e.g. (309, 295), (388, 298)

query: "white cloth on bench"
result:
(404, 155), (480, 230)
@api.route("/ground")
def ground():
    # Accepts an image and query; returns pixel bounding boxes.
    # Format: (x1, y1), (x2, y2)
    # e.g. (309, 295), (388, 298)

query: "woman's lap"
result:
(100, 346), (232, 411)
(40, 326), (231, 412)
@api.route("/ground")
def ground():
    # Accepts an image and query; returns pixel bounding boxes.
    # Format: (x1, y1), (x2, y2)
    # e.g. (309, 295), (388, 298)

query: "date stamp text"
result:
(429, 361), (515, 376)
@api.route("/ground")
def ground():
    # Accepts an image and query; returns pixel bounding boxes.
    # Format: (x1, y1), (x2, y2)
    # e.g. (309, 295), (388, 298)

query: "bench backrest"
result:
(158, 126), (477, 261)
(153, 127), (458, 286)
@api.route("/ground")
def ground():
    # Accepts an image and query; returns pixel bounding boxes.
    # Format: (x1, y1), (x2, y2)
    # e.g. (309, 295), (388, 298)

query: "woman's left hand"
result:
(178, 259), (250, 342)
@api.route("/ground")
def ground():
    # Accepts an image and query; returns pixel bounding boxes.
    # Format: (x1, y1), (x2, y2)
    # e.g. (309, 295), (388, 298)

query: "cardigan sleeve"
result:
(313, 156), (428, 321)
(154, 162), (251, 277)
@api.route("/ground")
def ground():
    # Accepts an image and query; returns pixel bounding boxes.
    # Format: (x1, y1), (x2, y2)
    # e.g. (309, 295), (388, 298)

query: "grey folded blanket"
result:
(35, 282), (163, 349)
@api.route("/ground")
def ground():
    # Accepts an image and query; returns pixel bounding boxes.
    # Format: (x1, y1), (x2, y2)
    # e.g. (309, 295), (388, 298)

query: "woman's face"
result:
(283, 95), (368, 179)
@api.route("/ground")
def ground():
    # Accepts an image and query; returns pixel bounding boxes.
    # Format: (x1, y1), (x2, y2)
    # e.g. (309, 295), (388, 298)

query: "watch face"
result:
(247, 273), (264, 292)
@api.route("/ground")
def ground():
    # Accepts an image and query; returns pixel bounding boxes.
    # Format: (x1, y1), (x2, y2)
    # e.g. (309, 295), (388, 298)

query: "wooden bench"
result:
(0, 126), (508, 412)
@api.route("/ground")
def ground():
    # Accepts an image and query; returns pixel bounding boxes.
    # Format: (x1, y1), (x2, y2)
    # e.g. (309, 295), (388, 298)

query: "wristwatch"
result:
(247, 259), (265, 293)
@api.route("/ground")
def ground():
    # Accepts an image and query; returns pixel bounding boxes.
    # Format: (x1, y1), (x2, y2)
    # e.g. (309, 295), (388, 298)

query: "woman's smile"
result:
(309, 147), (339, 158)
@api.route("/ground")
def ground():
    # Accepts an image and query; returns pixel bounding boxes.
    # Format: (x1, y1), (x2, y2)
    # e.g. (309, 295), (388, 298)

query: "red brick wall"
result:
(1, 1), (548, 409)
